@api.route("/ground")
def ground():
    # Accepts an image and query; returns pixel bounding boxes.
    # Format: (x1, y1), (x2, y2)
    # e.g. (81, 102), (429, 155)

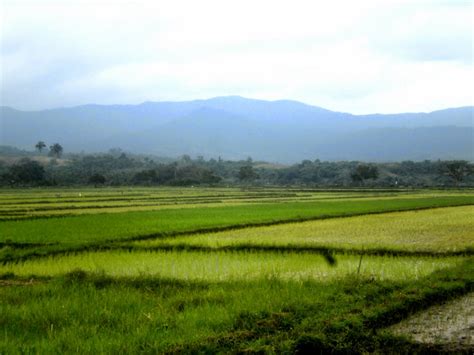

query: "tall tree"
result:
(35, 141), (47, 153)
(49, 143), (63, 158)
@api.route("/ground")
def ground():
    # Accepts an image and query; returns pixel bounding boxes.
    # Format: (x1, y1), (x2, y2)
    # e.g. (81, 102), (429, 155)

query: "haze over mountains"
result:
(1, 96), (472, 163)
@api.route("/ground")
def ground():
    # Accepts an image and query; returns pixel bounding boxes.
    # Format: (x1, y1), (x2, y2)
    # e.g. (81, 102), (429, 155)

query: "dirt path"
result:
(389, 292), (473, 351)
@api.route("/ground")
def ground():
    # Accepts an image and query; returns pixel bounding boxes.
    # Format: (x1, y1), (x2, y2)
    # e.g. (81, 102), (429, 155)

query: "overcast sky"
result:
(1, 0), (472, 113)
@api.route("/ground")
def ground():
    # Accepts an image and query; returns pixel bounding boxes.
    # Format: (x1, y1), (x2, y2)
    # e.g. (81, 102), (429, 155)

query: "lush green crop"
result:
(1, 187), (473, 353)
(134, 206), (474, 253)
(0, 249), (466, 281)
(0, 187), (337, 219)
(2, 187), (470, 219)
(2, 195), (473, 245)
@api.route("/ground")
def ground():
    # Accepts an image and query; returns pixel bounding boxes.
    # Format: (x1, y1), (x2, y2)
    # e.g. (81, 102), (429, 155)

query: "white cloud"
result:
(1, 0), (472, 113)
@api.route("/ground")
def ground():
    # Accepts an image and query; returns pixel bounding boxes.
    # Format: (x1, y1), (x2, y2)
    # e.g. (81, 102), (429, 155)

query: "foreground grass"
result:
(0, 250), (465, 281)
(2, 195), (473, 246)
(1, 259), (472, 353)
(133, 206), (474, 253)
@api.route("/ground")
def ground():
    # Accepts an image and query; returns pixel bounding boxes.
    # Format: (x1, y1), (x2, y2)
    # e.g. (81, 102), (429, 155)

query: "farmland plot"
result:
(132, 206), (473, 254)
(0, 187), (473, 353)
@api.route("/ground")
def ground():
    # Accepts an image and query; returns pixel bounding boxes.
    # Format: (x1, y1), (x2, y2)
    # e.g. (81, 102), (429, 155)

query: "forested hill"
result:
(1, 97), (472, 163)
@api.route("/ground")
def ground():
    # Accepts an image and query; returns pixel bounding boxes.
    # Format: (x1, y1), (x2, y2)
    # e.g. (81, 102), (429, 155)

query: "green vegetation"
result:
(134, 206), (474, 254)
(1, 260), (472, 353)
(1, 148), (473, 188)
(2, 194), (473, 246)
(1, 250), (465, 281)
(1, 187), (473, 353)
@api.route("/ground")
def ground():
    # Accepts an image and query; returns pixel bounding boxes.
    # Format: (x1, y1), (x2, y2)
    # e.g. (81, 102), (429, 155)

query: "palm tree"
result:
(35, 141), (46, 153)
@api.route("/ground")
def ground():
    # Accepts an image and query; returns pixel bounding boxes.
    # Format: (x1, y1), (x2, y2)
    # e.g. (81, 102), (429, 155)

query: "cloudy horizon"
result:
(1, 0), (473, 114)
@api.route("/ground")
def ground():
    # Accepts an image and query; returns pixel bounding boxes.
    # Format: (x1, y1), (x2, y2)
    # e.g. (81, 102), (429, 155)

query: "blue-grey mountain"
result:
(1, 96), (472, 162)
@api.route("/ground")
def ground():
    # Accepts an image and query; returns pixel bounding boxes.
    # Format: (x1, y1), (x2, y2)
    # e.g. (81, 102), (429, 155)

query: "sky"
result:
(0, 0), (473, 114)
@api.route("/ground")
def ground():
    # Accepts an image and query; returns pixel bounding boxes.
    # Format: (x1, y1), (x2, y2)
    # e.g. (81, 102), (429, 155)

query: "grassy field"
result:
(1, 187), (473, 353)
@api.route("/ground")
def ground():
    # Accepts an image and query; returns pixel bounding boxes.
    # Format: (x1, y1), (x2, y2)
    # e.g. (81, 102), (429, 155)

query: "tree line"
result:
(0, 144), (472, 187)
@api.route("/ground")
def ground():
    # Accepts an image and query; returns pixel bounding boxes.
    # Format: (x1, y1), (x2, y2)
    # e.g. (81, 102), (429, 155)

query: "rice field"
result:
(2, 193), (473, 246)
(1, 187), (473, 353)
(0, 187), (383, 219)
(1, 250), (465, 281)
(132, 206), (474, 253)
(1, 187), (471, 220)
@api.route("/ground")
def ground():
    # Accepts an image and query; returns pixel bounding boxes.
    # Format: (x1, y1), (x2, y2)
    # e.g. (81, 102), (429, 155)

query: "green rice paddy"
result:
(1, 250), (464, 281)
(1, 187), (473, 353)
(2, 193), (473, 245)
(132, 206), (474, 253)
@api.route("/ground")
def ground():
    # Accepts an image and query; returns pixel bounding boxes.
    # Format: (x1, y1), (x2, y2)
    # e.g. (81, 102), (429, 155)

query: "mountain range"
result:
(1, 96), (472, 162)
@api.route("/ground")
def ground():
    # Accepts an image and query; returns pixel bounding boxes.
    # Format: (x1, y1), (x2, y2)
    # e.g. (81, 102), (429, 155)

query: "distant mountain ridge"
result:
(1, 96), (472, 162)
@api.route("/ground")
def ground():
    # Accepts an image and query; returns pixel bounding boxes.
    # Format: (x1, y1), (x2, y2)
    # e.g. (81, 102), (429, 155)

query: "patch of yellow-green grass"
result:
(133, 206), (474, 253)
(0, 250), (465, 282)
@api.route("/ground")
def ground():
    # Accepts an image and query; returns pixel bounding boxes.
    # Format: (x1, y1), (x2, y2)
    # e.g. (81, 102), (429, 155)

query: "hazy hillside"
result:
(1, 97), (472, 162)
